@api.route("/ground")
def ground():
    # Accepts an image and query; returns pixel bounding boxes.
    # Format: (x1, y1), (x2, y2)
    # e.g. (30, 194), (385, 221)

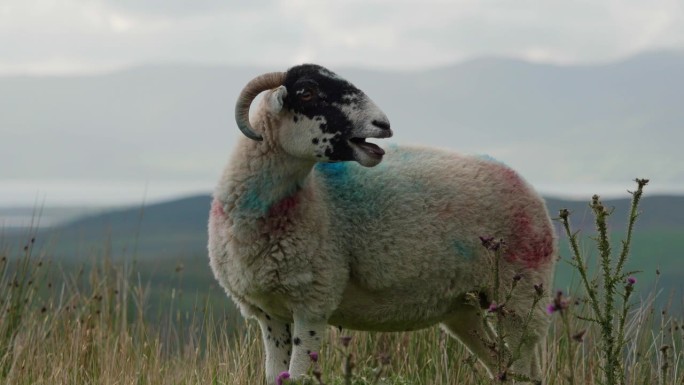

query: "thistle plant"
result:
(557, 178), (648, 385)
(475, 237), (545, 384)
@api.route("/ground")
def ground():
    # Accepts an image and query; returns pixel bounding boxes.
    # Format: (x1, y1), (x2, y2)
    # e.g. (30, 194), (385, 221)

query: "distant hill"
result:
(2, 51), (684, 205)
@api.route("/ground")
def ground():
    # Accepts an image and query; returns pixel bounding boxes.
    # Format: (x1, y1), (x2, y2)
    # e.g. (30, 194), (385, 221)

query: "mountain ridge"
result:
(2, 50), (682, 205)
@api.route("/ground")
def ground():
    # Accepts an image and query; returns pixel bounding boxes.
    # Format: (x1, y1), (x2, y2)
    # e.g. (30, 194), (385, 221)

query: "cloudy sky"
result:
(1, 0), (683, 211)
(1, 0), (683, 75)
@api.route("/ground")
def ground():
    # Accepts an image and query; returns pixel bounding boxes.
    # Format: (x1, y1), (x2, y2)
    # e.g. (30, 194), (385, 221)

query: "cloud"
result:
(0, 0), (682, 74)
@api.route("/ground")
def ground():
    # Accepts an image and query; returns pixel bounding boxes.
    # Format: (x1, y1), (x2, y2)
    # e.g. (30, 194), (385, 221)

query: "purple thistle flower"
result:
(276, 371), (290, 385)
(497, 371), (508, 381)
(547, 290), (570, 315)
(309, 351), (319, 362)
(627, 276), (637, 286)
(340, 335), (352, 348)
(488, 301), (499, 313)
(479, 236), (505, 251)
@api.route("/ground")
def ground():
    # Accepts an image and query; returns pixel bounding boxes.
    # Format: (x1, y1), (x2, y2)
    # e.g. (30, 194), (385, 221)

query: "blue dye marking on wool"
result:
(452, 239), (474, 260)
(315, 162), (351, 185)
(315, 162), (381, 214)
(477, 154), (506, 166)
(240, 187), (269, 214)
(237, 176), (290, 215)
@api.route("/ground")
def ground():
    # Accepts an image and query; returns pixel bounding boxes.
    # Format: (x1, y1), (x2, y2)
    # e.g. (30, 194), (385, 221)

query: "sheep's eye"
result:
(299, 90), (313, 102)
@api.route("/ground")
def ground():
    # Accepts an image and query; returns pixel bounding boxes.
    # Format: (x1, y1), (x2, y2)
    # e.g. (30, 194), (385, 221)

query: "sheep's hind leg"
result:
(440, 304), (498, 377)
(256, 312), (292, 385)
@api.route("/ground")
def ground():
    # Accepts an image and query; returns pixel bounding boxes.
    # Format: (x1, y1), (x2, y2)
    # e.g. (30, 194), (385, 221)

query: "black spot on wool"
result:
(293, 337), (301, 345)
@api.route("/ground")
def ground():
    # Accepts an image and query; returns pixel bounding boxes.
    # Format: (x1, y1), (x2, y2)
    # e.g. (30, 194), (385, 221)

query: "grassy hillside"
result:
(1, 194), (682, 384)
(4, 193), (684, 320)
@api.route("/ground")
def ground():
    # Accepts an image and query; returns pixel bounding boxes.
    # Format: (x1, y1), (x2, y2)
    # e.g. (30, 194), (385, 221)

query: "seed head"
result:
(340, 336), (352, 348)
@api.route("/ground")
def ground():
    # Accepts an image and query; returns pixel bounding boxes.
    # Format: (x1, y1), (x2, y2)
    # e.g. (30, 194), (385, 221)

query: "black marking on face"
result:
(309, 330), (316, 337)
(275, 340), (280, 347)
(312, 138), (319, 144)
(265, 314), (271, 320)
(306, 350), (310, 354)
(293, 116), (298, 122)
(293, 337), (301, 345)
(287, 350), (291, 355)
(283, 64), (366, 162)
(283, 360), (287, 365)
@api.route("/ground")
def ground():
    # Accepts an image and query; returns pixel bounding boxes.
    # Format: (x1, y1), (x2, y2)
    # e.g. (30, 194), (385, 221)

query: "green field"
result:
(2, 192), (683, 383)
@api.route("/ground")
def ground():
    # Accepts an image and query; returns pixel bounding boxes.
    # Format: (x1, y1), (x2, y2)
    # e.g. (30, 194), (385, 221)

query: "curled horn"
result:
(234, 72), (287, 141)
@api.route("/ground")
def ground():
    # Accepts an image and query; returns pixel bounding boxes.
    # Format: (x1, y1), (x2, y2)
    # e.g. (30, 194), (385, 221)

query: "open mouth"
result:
(349, 137), (385, 159)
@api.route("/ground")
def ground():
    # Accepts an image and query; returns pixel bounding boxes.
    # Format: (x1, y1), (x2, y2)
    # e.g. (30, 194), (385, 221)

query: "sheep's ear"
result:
(266, 86), (287, 114)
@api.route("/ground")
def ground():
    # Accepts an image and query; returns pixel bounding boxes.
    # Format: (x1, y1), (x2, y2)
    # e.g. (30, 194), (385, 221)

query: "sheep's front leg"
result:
(256, 313), (292, 385)
(288, 313), (327, 378)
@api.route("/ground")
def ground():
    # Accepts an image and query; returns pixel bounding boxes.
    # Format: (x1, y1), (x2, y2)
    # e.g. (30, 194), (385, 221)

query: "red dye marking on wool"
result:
(211, 198), (225, 217)
(268, 194), (300, 218)
(505, 208), (555, 269)
(259, 193), (302, 236)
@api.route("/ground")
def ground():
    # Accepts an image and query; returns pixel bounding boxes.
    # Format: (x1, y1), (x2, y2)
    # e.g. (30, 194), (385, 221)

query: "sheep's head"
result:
(235, 64), (392, 167)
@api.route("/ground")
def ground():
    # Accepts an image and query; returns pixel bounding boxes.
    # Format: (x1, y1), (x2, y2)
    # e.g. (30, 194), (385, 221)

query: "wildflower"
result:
(572, 329), (586, 342)
(497, 371), (508, 381)
(276, 371), (290, 385)
(512, 273), (522, 282)
(546, 290), (569, 314)
(378, 353), (391, 366)
(309, 351), (319, 362)
(479, 236), (495, 248)
(533, 283), (544, 297)
(340, 336), (352, 348)
(488, 301), (500, 313)
(626, 276), (637, 286)
(479, 236), (505, 251)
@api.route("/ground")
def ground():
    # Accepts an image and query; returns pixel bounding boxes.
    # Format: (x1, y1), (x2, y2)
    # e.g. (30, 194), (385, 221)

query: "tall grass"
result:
(1, 182), (683, 384)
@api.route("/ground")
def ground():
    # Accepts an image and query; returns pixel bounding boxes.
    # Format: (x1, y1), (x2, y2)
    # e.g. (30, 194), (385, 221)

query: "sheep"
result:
(208, 64), (557, 384)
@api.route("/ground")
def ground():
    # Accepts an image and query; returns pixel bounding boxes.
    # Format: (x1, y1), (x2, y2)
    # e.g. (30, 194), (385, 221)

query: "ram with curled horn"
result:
(209, 64), (557, 384)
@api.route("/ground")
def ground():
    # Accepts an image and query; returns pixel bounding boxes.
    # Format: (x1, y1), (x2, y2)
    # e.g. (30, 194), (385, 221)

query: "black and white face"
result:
(266, 64), (392, 167)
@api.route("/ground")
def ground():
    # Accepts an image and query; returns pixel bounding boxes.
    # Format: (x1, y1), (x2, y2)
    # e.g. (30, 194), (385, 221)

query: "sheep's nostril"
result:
(372, 120), (391, 130)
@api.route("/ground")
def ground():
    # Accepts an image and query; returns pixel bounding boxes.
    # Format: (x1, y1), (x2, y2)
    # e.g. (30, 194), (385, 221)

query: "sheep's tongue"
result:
(357, 141), (385, 157)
